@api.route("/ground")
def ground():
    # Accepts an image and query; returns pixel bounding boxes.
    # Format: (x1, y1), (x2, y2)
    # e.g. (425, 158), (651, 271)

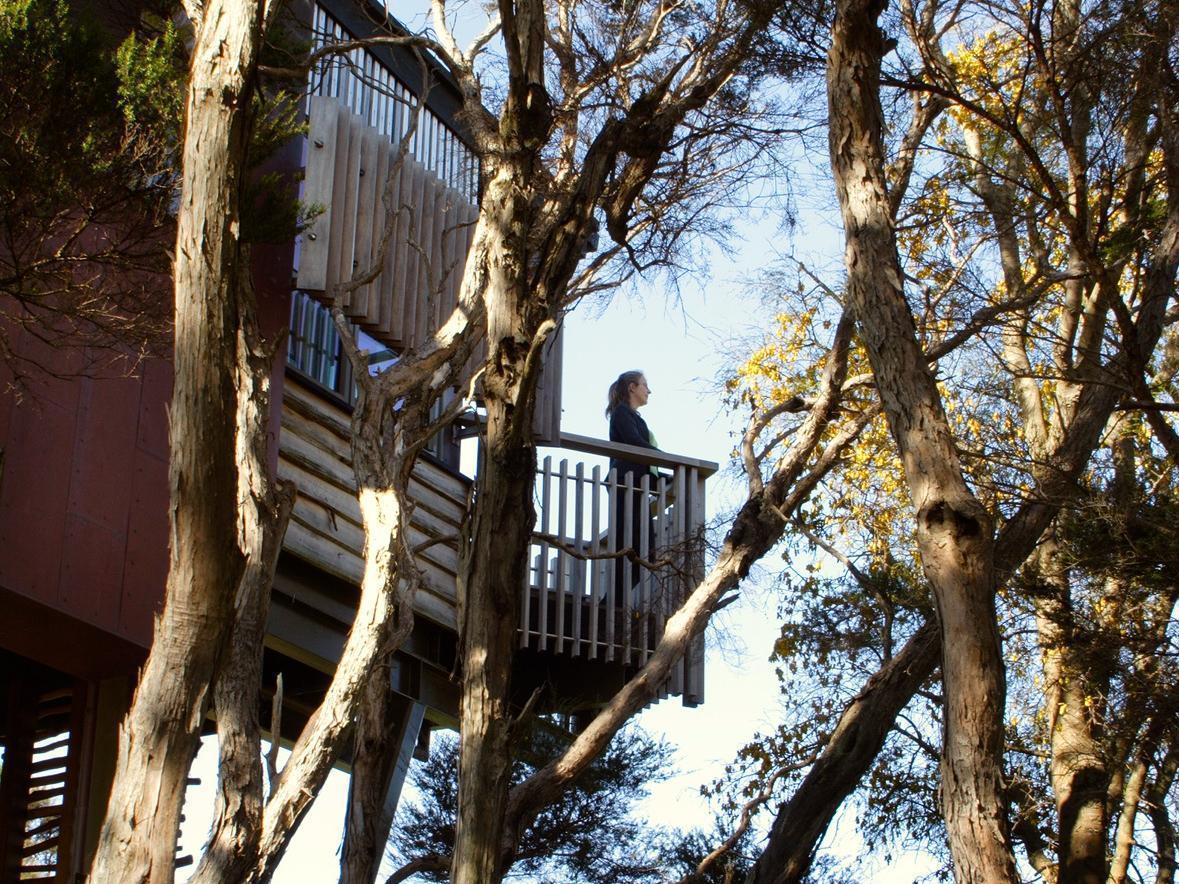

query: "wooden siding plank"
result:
(282, 382), (470, 496)
(282, 520), (456, 629)
(278, 443), (462, 561)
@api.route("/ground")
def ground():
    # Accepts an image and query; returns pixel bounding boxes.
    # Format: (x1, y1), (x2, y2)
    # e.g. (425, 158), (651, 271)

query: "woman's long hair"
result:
(605, 370), (645, 417)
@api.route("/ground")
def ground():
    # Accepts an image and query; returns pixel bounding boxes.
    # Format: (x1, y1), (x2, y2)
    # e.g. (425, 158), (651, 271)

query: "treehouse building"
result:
(0, 3), (717, 879)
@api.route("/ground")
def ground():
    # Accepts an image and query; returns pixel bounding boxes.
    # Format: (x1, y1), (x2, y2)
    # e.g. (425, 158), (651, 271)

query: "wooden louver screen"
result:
(297, 93), (567, 444)
(297, 95), (480, 352)
(0, 682), (86, 882)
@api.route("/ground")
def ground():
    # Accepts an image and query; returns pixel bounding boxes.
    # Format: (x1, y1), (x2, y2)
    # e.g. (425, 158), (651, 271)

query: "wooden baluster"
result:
(621, 473), (635, 663)
(588, 465), (602, 661)
(605, 468), (617, 662)
(671, 464), (688, 696)
(520, 529), (532, 652)
(637, 472), (651, 665)
(537, 456), (552, 652)
(572, 462), (585, 657)
(686, 467), (707, 705)
(653, 473), (669, 664)
(555, 459), (569, 654)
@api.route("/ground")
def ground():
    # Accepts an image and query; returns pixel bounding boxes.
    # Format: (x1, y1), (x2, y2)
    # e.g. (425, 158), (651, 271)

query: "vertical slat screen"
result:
(297, 97), (340, 291)
(350, 129), (381, 315)
(531, 323), (565, 445)
(297, 95), (481, 360)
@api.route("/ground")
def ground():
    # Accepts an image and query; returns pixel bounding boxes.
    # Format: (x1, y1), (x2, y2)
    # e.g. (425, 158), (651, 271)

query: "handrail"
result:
(555, 432), (719, 478)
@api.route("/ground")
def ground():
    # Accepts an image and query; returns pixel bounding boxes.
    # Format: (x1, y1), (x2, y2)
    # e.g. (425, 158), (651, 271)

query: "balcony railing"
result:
(522, 434), (718, 706)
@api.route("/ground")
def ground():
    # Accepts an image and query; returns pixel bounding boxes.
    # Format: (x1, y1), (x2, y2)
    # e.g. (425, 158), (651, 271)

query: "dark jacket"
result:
(609, 404), (658, 484)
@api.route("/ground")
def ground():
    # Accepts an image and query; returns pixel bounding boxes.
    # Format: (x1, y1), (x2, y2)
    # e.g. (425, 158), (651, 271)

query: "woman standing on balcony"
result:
(606, 371), (661, 603)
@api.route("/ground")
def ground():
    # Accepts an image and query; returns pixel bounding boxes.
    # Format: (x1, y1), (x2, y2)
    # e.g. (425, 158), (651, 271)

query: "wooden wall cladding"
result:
(278, 379), (470, 630)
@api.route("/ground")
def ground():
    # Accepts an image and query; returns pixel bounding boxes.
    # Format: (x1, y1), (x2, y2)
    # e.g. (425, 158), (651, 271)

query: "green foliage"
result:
(0, 0), (173, 368)
(391, 723), (738, 883)
(1, 0), (138, 203)
(115, 17), (184, 147)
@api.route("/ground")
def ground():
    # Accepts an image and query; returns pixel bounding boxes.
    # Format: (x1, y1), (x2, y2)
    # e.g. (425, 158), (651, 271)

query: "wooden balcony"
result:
(275, 378), (717, 708)
(523, 435), (717, 707)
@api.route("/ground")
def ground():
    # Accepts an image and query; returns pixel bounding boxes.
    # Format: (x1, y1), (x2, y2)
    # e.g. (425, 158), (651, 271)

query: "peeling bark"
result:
(826, 2), (1016, 880)
(87, 2), (267, 880)
(189, 273), (297, 884)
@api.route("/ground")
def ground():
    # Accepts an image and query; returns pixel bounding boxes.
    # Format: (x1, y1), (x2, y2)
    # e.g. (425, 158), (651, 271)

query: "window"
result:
(309, 6), (479, 202)
(288, 291), (355, 399)
(286, 292), (460, 468)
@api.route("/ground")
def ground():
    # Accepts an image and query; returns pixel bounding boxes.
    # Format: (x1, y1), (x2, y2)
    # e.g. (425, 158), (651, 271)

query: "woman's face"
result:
(629, 375), (651, 408)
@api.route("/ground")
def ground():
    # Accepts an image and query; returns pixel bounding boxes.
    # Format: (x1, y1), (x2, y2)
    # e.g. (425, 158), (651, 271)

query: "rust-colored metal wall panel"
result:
(59, 515), (126, 633)
(0, 340), (172, 649)
(119, 449), (168, 643)
(135, 358), (171, 461)
(70, 376), (139, 530)
(0, 394), (74, 606)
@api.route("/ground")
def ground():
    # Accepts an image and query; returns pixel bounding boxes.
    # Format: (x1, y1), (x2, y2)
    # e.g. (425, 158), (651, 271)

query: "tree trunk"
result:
(1025, 540), (1110, 884)
(249, 483), (414, 882)
(826, 2), (1016, 881)
(451, 170), (544, 884)
(189, 280), (296, 884)
(745, 620), (939, 884)
(339, 655), (399, 884)
(87, 2), (266, 880)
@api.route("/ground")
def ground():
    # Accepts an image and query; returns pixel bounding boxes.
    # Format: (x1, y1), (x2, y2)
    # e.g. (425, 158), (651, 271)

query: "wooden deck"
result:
(276, 380), (718, 706)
